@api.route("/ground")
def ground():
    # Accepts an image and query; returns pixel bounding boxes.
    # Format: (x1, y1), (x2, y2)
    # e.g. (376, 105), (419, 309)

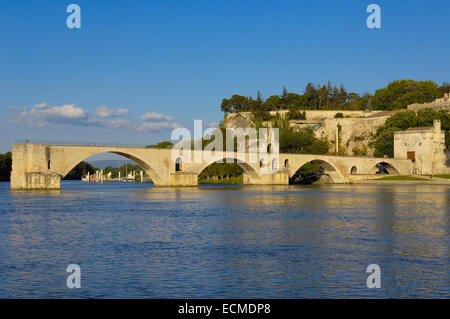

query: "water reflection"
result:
(0, 181), (448, 298)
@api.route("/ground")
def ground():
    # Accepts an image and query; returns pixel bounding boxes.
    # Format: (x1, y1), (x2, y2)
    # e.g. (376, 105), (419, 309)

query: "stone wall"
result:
(394, 120), (449, 174)
(407, 93), (450, 111)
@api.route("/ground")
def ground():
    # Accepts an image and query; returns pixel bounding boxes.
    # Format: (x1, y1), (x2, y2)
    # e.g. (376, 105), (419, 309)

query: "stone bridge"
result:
(10, 143), (414, 190)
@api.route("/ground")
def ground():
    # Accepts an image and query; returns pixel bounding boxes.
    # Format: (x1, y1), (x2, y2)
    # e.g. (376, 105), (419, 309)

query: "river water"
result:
(0, 181), (448, 298)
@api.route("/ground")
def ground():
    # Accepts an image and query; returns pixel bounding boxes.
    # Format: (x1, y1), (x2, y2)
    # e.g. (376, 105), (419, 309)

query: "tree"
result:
(146, 141), (174, 149)
(219, 79), (444, 113)
(281, 86), (289, 109)
(290, 162), (321, 184)
(372, 127), (398, 158)
(279, 127), (328, 154)
(256, 91), (263, 104)
(371, 80), (441, 110)
(0, 152), (12, 181)
(64, 161), (97, 180)
(264, 95), (281, 111)
(439, 82), (450, 95)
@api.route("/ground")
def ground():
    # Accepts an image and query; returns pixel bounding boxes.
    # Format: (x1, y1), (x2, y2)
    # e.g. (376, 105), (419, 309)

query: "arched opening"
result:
(267, 143), (272, 154)
(350, 166), (358, 175)
(369, 162), (400, 175)
(60, 150), (159, 187)
(290, 159), (344, 184)
(48, 160), (51, 170)
(198, 159), (244, 184)
(175, 157), (182, 172)
(260, 159), (264, 168)
(272, 159), (278, 171)
(198, 157), (261, 185)
(284, 159), (289, 168)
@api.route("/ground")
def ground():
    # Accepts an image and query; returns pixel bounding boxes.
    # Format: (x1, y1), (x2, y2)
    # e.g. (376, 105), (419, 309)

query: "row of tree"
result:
(0, 152), (12, 181)
(371, 108), (450, 158)
(221, 80), (449, 113)
(198, 162), (243, 181)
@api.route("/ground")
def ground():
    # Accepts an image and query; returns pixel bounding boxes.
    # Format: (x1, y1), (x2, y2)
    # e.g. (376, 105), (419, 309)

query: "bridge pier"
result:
(11, 172), (61, 190)
(169, 172), (198, 187)
(242, 170), (289, 185)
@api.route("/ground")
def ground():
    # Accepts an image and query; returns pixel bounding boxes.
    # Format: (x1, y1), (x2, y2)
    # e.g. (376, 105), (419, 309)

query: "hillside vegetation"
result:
(220, 80), (449, 113)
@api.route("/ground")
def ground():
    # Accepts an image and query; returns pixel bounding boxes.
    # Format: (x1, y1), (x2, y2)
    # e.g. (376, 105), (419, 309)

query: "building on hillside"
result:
(394, 120), (449, 174)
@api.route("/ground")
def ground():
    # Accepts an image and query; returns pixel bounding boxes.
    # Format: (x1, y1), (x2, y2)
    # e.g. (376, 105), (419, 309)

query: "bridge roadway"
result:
(10, 143), (414, 190)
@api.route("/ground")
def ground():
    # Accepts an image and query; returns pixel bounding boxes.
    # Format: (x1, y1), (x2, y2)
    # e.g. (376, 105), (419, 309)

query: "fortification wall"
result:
(407, 93), (450, 111)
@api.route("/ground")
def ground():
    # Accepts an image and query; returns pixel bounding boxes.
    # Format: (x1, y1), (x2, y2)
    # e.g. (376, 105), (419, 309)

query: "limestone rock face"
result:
(221, 113), (255, 129)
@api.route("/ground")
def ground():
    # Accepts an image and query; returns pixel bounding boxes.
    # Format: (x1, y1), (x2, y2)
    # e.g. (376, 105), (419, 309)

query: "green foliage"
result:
(289, 162), (321, 184)
(252, 111), (274, 123)
(287, 110), (306, 121)
(334, 112), (344, 118)
(220, 80), (446, 113)
(383, 110), (418, 129)
(103, 163), (143, 179)
(279, 127), (328, 154)
(199, 175), (243, 184)
(371, 80), (442, 110)
(64, 161), (97, 180)
(146, 141), (174, 149)
(374, 175), (428, 181)
(0, 152), (12, 181)
(439, 82), (450, 95)
(372, 127), (398, 158)
(352, 146), (368, 156)
(198, 162), (243, 181)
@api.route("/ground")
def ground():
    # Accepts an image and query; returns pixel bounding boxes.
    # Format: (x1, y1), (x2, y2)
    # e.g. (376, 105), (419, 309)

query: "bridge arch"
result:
(196, 157), (261, 181)
(56, 148), (164, 185)
(368, 161), (400, 174)
(289, 158), (346, 183)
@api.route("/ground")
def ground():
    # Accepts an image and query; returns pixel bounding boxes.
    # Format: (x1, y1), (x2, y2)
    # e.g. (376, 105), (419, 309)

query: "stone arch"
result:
(290, 158), (346, 183)
(57, 149), (163, 185)
(197, 157), (261, 181)
(368, 161), (400, 174)
(350, 166), (358, 175)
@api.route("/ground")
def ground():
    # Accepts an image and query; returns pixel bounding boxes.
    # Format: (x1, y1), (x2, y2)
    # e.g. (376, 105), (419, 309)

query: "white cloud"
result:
(137, 121), (180, 132)
(109, 119), (135, 130)
(11, 103), (90, 127)
(95, 106), (129, 118)
(140, 112), (173, 121)
(6, 102), (181, 133)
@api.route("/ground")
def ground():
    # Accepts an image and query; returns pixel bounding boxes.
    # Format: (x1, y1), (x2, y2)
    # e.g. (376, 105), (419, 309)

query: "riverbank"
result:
(353, 175), (450, 185)
(198, 175), (243, 184)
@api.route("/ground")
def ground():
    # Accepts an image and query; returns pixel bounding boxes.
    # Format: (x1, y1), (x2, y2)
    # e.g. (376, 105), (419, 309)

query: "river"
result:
(0, 181), (448, 298)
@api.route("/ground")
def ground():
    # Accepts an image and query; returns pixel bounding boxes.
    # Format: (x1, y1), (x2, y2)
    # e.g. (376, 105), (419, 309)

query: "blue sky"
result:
(1, 0), (449, 156)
